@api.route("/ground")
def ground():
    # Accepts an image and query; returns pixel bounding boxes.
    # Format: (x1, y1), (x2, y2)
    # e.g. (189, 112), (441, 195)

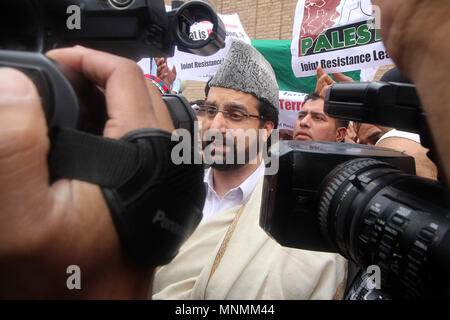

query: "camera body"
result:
(0, 0), (226, 60)
(260, 141), (415, 252)
(0, 0), (226, 130)
(0, 0), (225, 267)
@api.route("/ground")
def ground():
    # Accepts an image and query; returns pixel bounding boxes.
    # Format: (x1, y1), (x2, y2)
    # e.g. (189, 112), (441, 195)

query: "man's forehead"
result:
(207, 86), (259, 109)
(208, 86), (255, 98)
(301, 98), (326, 113)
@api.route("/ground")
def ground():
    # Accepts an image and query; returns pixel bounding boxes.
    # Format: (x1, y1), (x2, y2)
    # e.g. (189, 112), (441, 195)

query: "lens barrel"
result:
(318, 158), (450, 298)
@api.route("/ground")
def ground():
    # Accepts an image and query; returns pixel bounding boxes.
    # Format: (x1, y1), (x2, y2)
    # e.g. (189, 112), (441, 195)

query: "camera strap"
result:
(48, 127), (204, 267)
(48, 127), (139, 186)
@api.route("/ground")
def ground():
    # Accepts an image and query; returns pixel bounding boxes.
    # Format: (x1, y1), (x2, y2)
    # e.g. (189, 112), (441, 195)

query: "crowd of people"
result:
(153, 40), (346, 299)
(0, 0), (448, 299)
(150, 42), (440, 300)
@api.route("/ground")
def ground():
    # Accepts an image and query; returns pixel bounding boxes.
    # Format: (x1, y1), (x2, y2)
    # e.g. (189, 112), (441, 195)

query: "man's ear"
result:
(335, 127), (347, 142)
(261, 121), (275, 143)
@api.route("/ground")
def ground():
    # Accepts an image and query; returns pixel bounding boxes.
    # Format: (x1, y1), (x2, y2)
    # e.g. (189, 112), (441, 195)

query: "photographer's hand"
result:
(0, 46), (165, 299)
(373, 0), (450, 185)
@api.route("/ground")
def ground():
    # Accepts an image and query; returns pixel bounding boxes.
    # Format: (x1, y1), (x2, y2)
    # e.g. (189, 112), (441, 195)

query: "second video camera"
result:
(260, 80), (450, 299)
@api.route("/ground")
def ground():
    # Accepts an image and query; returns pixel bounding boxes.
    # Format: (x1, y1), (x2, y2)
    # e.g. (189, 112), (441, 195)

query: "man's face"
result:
(355, 123), (385, 145)
(199, 86), (271, 170)
(293, 98), (343, 142)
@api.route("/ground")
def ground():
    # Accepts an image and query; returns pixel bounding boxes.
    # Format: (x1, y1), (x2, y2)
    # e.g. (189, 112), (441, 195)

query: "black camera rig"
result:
(0, 0), (225, 59)
(0, 0), (226, 267)
(260, 79), (450, 299)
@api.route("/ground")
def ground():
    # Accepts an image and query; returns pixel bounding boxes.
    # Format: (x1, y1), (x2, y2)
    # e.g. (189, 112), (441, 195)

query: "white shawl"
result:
(152, 178), (347, 299)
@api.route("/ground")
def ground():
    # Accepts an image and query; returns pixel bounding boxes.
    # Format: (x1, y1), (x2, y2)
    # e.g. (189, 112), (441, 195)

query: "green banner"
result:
(251, 39), (360, 93)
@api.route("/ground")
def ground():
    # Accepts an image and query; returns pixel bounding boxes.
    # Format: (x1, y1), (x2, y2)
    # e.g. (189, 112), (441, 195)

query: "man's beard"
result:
(202, 134), (261, 171)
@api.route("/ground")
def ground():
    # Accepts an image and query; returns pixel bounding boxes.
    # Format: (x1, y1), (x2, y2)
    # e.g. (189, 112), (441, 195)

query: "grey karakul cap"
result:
(209, 39), (279, 114)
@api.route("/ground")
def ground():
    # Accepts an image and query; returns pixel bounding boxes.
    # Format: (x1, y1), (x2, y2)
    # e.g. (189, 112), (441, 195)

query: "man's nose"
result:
(209, 111), (228, 133)
(299, 114), (311, 127)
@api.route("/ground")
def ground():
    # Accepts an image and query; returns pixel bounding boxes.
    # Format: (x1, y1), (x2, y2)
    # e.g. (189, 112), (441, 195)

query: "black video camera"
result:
(0, 0), (226, 131)
(0, 0), (226, 267)
(260, 80), (450, 299)
(0, 0), (226, 59)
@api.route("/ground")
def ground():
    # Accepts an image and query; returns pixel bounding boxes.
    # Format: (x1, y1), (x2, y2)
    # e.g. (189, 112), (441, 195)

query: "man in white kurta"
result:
(152, 177), (347, 299)
(152, 40), (347, 299)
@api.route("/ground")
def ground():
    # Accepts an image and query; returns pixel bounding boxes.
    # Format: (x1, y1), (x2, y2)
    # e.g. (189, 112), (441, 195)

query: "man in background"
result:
(293, 92), (348, 143)
(314, 65), (438, 180)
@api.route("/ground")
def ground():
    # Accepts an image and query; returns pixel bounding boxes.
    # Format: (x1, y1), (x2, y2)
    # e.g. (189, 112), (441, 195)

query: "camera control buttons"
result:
(392, 215), (406, 227)
(381, 233), (395, 247)
(348, 174), (363, 189)
(418, 227), (435, 243)
(390, 253), (402, 275)
(109, 0), (135, 10)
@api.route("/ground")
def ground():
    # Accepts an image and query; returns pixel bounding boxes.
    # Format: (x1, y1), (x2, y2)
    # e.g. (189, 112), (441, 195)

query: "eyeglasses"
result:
(193, 104), (263, 122)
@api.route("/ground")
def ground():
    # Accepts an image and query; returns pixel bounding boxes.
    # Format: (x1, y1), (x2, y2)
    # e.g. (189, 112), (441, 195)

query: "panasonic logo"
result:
(152, 210), (186, 237)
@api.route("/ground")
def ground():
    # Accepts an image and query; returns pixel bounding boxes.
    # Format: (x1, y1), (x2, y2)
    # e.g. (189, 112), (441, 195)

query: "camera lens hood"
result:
(171, 1), (226, 56)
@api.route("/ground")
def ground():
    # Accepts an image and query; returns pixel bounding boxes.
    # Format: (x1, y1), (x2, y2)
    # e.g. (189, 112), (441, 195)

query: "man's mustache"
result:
(202, 134), (237, 149)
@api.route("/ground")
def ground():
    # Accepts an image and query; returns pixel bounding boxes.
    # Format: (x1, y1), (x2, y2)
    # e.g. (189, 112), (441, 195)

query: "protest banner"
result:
(278, 91), (307, 131)
(291, 0), (393, 77)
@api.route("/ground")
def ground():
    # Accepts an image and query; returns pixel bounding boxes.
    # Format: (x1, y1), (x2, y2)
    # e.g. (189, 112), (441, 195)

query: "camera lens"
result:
(317, 158), (450, 298)
(171, 1), (226, 56)
(318, 158), (400, 258)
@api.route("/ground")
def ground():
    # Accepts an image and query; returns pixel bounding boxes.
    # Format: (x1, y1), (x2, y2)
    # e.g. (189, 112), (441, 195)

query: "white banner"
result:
(278, 91), (307, 131)
(291, 0), (393, 77)
(167, 14), (251, 82)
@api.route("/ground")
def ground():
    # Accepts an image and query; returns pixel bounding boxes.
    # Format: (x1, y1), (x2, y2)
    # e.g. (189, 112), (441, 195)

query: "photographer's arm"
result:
(0, 46), (167, 299)
(377, 137), (438, 180)
(373, 0), (450, 185)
